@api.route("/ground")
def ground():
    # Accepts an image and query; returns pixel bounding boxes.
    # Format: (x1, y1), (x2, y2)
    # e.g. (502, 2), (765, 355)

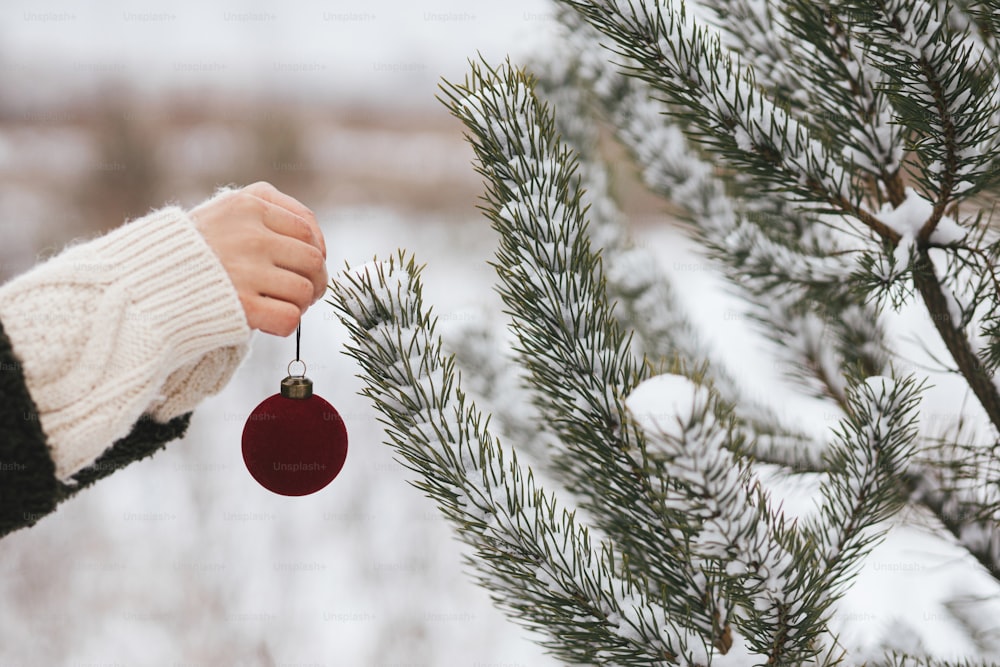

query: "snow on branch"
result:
(329, 254), (708, 666)
(807, 374), (924, 605)
(626, 374), (826, 663)
(779, 0), (907, 205)
(555, 0), (898, 237)
(850, 0), (1000, 219)
(439, 58), (738, 646)
(697, 0), (804, 107)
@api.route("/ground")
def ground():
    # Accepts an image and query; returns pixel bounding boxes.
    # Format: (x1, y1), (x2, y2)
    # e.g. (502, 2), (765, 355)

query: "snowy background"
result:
(1, 1), (999, 665)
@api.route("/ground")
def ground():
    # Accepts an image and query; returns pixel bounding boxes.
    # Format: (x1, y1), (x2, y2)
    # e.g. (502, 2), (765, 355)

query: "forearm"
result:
(0, 206), (251, 483)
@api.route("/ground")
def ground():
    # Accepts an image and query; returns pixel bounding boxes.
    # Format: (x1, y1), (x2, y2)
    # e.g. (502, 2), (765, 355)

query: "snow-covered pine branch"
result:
(526, 33), (751, 424)
(696, 0), (804, 109)
(778, 0), (908, 207)
(805, 375), (923, 608)
(626, 375), (828, 664)
(848, 0), (1000, 214)
(436, 310), (557, 466)
(329, 255), (708, 666)
(439, 59), (741, 649)
(555, 0), (900, 238)
(548, 3), (1000, 506)
(546, 5), (890, 449)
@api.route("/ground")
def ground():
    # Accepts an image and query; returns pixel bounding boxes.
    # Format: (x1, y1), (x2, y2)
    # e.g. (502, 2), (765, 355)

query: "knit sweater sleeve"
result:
(0, 206), (251, 486)
(0, 318), (191, 537)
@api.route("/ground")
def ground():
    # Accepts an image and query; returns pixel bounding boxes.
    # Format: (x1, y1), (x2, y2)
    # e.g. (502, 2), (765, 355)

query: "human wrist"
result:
(87, 205), (251, 363)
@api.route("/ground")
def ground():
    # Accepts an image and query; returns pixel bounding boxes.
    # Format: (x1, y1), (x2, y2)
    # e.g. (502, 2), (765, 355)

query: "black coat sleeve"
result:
(0, 317), (190, 538)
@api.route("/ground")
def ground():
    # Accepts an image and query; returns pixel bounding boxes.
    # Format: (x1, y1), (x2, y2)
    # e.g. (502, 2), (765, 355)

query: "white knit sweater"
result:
(0, 206), (252, 481)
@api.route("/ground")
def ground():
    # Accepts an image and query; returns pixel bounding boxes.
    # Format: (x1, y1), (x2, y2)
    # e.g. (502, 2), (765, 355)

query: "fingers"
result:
(231, 186), (329, 303)
(245, 181), (327, 259)
(259, 267), (315, 313)
(191, 181), (330, 337)
(269, 235), (328, 303)
(241, 294), (303, 338)
(239, 265), (315, 337)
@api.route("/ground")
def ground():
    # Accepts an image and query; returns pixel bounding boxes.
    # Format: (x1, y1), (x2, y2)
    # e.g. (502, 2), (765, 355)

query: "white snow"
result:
(930, 215), (966, 245)
(876, 187), (969, 275)
(879, 187), (935, 239)
(606, 246), (660, 298)
(625, 373), (711, 442)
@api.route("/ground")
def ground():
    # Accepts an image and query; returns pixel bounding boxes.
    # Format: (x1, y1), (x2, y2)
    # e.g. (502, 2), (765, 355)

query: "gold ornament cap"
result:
(281, 375), (313, 400)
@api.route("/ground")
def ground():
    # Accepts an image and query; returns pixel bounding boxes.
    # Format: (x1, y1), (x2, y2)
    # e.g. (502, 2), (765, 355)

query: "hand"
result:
(190, 182), (328, 337)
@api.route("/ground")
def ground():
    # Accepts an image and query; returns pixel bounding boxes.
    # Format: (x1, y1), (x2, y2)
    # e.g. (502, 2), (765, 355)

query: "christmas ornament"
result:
(242, 324), (348, 495)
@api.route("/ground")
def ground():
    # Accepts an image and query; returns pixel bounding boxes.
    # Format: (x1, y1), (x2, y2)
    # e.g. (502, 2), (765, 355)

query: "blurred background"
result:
(0, 1), (567, 665)
(0, 0), (564, 281)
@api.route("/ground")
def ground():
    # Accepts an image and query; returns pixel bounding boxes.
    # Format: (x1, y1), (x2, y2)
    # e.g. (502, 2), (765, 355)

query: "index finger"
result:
(245, 181), (327, 259)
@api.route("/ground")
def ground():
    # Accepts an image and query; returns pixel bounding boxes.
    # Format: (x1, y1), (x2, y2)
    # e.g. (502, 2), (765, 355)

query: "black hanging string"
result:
(295, 322), (301, 363)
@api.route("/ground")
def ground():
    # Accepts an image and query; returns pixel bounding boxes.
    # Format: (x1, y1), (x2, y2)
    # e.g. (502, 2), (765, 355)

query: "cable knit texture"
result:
(0, 206), (251, 481)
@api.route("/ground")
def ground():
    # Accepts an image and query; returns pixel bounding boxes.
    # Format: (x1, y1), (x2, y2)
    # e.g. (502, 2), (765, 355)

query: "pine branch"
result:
(530, 56), (703, 370)
(780, 0), (908, 207)
(955, 1), (1000, 61)
(556, 0), (900, 243)
(439, 58), (738, 647)
(527, 33), (822, 469)
(849, 0), (1000, 214)
(698, 0), (804, 109)
(806, 375), (924, 599)
(329, 254), (707, 665)
(437, 311), (557, 467)
(549, 5), (891, 448)
(626, 375), (827, 665)
(910, 246), (1000, 434)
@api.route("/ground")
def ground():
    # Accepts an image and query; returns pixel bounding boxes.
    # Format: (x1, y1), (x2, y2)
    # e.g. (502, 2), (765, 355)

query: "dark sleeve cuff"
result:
(0, 318), (58, 536)
(55, 412), (190, 503)
(0, 317), (190, 539)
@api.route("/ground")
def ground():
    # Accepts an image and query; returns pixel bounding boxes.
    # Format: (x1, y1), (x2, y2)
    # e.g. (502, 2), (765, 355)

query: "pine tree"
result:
(329, 1), (1000, 664)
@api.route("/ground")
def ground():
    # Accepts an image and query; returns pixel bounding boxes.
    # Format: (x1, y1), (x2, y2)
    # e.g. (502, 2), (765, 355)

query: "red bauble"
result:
(242, 376), (348, 496)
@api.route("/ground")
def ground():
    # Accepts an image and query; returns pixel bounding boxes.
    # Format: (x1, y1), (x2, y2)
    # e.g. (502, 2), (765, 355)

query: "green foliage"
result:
(329, 1), (1000, 664)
